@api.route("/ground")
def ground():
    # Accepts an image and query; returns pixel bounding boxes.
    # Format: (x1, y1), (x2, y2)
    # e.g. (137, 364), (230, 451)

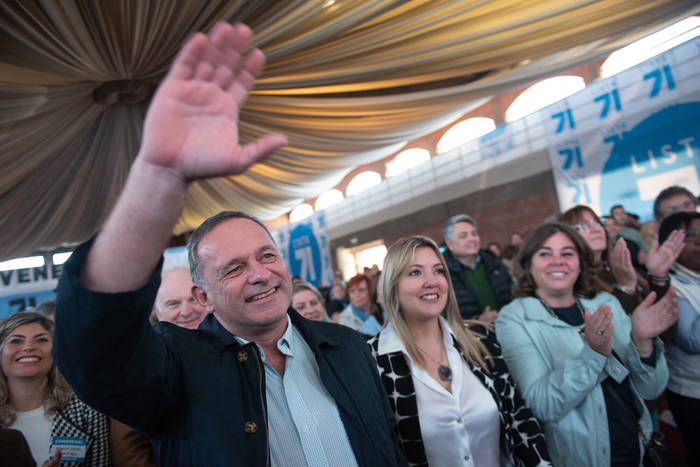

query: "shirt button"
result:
(464, 454), (470, 461)
(237, 351), (248, 362)
(457, 418), (463, 424)
(244, 421), (257, 433)
(303, 425), (309, 433)
(614, 368), (621, 375)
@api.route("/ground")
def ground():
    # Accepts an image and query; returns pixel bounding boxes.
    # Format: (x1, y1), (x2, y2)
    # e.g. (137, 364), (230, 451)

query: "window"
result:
(601, 17), (700, 78)
(385, 148), (431, 177)
(505, 76), (585, 122)
(289, 203), (314, 223)
(346, 171), (382, 196)
(314, 189), (344, 211)
(436, 118), (496, 154)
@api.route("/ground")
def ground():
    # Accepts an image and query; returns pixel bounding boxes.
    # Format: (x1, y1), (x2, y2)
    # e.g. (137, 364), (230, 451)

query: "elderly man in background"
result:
(152, 267), (207, 329)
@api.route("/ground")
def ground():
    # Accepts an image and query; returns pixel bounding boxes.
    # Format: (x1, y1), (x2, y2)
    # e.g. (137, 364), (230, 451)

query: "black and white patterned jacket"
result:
(50, 395), (112, 467)
(368, 323), (552, 467)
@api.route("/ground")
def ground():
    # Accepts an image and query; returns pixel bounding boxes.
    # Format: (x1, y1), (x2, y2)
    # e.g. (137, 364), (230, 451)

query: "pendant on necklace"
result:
(438, 364), (453, 382)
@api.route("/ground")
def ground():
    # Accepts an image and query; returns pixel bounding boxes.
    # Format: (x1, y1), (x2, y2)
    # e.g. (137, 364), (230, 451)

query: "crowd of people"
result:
(1, 21), (699, 467)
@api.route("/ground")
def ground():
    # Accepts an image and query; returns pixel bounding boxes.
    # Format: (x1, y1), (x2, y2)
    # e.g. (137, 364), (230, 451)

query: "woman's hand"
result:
(42, 449), (61, 467)
(645, 230), (685, 277)
(583, 305), (614, 357)
(608, 237), (638, 290)
(630, 289), (678, 356)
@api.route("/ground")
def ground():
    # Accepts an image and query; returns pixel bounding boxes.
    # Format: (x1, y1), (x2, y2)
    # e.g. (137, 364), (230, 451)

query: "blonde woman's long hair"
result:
(0, 312), (73, 426)
(381, 236), (490, 371)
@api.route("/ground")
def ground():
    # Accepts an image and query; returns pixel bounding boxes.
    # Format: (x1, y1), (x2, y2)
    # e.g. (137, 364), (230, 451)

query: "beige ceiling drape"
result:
(0, 0), (698, 261)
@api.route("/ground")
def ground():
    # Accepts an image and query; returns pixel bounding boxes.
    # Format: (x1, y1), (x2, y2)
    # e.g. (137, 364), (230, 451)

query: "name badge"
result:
(50, 437), (87, 463)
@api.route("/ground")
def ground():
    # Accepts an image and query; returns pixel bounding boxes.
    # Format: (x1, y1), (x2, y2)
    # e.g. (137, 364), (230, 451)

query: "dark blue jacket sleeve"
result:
(52, 239), (181, 434)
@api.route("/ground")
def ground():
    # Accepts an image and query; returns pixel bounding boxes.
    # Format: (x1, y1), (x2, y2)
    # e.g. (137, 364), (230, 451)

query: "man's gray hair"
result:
(443, 214), (478, 241)
(187, 211), (275, 291)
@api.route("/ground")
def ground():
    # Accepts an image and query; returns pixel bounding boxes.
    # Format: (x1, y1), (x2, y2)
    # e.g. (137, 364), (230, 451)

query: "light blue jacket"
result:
(495, 292), (668, 467)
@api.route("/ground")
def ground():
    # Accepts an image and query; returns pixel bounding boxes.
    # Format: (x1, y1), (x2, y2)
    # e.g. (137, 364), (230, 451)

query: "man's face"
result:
(154, 269), (207, 329)
(677, 218), (700, 272)
(193, 218), (292, 338)
(446, 221), (480, 259)
(612, 206), (627, 226)
(659, 194), (696, 220)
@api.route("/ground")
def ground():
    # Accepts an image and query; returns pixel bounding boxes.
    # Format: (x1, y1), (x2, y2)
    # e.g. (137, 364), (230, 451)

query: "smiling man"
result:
(442, 214), (513, 322)
(52, 22), (405, 467)
(153, 267), (207, 329)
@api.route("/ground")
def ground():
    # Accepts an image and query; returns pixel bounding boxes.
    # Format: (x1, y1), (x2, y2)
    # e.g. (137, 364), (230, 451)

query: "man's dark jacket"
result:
(53, 240), (406, 467)
(443, 248), (513, 319)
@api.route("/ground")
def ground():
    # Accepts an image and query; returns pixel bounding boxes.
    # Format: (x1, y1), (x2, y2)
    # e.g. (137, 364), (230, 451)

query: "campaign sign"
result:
(0, 264), (62, 319)
(544, 37), (700, 220)
(600, 102), (699, 217)
(271, 211), (333, 288)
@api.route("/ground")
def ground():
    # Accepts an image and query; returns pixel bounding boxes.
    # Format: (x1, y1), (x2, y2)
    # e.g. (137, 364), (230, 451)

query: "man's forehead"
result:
(663, 194), (691, 205)
(454, 221), (477, 232)
(199, 218), (277, 257)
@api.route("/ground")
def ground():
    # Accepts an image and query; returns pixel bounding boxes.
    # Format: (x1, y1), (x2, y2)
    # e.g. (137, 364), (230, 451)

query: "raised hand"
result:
(82, 22), (287, 293)
(646, 230), (685, 277)
(608, 237), (638, 290)
(583, 305), (614, 357)
(479, 306), (499, 323)
(139, 22), (287, 182)
(630, 289), (678, 356)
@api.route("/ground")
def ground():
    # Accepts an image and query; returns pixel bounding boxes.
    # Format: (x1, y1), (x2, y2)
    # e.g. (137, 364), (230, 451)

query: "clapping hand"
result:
(608, 237), (638, 291)
(646, 230), (685, 278)
(139, 22), (287, 182)
(630, 289), (678, 357)
(584, 305), (614, 357)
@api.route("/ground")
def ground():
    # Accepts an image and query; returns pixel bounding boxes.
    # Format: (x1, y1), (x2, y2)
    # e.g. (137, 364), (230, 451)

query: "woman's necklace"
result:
(539, 298), (586, 333)
(415, 342), (452, 382)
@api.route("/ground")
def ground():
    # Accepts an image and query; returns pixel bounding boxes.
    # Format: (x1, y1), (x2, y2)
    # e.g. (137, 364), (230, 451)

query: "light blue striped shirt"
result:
(237, 316), (358, 467)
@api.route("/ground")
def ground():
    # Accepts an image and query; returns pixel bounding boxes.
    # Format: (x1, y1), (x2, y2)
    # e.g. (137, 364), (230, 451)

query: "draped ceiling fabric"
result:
(0, 1), (698, 262)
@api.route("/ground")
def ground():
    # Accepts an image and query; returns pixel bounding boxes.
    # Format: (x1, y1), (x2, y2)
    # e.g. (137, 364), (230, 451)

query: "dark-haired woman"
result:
(560, 205), (684, 315)
(496, 223), (677, 467)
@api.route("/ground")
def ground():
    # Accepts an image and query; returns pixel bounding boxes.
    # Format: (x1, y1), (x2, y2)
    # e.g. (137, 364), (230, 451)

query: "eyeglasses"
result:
(684, 228), (700, 243)
(666, 200), (696, 215)
(573, 220), (604, 232)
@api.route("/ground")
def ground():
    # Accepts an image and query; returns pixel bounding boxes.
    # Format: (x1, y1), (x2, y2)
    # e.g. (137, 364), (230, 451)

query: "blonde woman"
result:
(292, 282), (331, 322)
(369, 235), (551, 466)
(0, 312), (111, 466)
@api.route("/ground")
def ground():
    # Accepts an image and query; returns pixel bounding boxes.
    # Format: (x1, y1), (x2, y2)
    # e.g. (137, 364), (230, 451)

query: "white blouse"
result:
(10, 405), (53, 464)
(380, 317), (509, 466)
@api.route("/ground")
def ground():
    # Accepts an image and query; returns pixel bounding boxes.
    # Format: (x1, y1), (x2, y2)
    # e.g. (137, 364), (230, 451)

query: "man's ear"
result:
(192, 285), (215, 313)
(152, 304), (162, 321)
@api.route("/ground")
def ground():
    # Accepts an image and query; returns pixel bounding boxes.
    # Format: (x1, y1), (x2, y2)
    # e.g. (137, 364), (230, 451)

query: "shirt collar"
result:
(377, 316), (454, 356)
(458, 253), (481, 269)
(234, 314), (294, 359)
